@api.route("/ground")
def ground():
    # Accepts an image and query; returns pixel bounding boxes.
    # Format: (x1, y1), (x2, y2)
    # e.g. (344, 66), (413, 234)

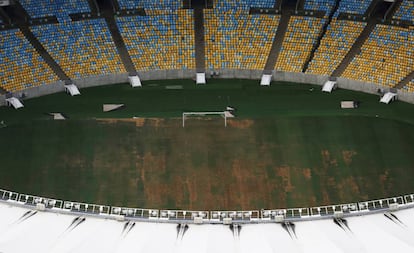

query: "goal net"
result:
(182, 112), (227, 127)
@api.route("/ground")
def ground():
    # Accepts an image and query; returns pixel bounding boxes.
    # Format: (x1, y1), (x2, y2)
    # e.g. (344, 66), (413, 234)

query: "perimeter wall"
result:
(1, 69), (413, 105)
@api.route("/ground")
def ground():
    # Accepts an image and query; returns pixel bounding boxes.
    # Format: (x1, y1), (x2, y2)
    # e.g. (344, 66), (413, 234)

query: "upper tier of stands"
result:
(204, 9), (279, 70)
(393, 0), (414, 22)
(116, 10), (195, 71)
(275, 16), (325, 73)
(30, 19), (126, 79)
(342, 24), (413, 88)
(306, 19), (366, 75)
(18, 0), (90, 22)
(304, 0), (336, 17)
(0, 29), (59, 92)
(334, 0), (372, 17)
(214, 0), (276, 10)
(117, 0), (183, 10)
(406, 80), (414, 92)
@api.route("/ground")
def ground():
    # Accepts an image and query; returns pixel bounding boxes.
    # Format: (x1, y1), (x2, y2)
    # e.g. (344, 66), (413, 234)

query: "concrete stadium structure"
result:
(1, 188), (414, 252)
(1, 0), (414, 251)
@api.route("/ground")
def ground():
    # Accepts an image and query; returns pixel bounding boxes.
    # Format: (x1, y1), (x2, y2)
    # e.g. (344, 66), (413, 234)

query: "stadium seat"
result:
(30, 19), (126, 79)
(0, 29), (59, 92)
(19, 0), (90, 22)
(393, 0), (414, 22)
(342, 24), (413, 87)
(204, 9), (280, 70)
(117, 9), (195, 71)
(275, 16), (325, 73)
(334, 0), (372, 17)
(304, 0), (336, 17)
(306, 19), (366, 76)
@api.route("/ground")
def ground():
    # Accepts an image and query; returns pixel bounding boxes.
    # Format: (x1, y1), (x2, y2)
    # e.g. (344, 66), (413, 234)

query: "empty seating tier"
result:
(0, 29), (59, 92)
(275, 16), (325, 73)
(19, 0), (90, 22)
(31, 19), (126, 80)
(393, 0), (414, 22)
(204, 9), (280, 70)
(342, 24), (413, 87)
(214, 0), (275, 10)
(304, 0), (336, 17)
(117, 10), (195, 71)
(334, 0), (372, 17)
(405, 80), (414, 92)
(117, 0), (183, 10)
(306, 19), (365, 76)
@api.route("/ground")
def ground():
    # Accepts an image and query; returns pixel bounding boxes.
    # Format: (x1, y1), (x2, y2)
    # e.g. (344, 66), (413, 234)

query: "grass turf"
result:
(0, 79), (414, 210)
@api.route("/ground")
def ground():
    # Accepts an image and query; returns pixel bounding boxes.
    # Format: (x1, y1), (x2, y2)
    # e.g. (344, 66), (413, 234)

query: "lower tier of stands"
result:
(117, 10), (195, 71)
(275, 16), (325, 73)
(342, 25), (413, 87)
(204, 10), (280, 70)
(31, 19), (126, 80)
(0, 29), (59, 92)
(306, 19), (366, 76)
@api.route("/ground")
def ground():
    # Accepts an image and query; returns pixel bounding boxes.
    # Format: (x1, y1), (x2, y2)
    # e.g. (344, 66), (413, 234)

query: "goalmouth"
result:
(182, 111), (228, 127)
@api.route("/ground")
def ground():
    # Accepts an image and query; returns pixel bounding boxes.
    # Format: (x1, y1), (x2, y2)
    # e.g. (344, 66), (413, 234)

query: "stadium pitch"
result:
(0, 79), (414, 210)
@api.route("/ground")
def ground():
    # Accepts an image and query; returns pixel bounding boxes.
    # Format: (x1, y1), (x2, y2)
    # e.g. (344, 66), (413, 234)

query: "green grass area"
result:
(0, 79), (414, 210)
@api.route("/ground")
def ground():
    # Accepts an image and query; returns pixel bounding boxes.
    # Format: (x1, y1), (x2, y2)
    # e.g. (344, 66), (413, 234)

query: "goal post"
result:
(182, 112), (227, 127)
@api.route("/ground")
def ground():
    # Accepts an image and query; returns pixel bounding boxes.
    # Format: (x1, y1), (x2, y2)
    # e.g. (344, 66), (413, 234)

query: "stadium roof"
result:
(1, 200), (414, 252)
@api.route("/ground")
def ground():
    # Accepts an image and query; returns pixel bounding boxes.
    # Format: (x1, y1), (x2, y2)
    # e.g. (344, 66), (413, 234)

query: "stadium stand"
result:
(117, 0), (183, 10)
(117, 9), (195, 71)
(30, 19), (126, 79)
(342, 24), (413, 87)
(334, 0), (372, 16)
(406, 80), (414, 92)
(274, 16), (325, 73)
(306, 19), (366, 75)
(214, 0), (275, 10)
(0, 29), (59, 92)
(18, 0), (90, 22)
(393, 0), (414, 22)
(304, 0), (336, 16)
(204, 9), (280, 70)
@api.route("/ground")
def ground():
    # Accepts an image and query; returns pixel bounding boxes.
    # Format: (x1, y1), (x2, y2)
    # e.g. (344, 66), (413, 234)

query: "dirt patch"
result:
(302, 168), (312, 180)
(342, 150), (357, 166)
(321, 150), (338, 167)
(227, 119), (254, 129)
(96, 117), (166, 127)
(275, 166), (294, 192)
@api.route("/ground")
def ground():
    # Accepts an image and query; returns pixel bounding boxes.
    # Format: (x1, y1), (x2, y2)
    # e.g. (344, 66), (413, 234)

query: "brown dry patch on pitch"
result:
(141, 152), (167, 206)
(227, 119), (254, 129)
(342, 150), (357, 166)
(275, 166), (294, 192)
(302, 168), (312, 180)
(95, 117), (166, 127)
(185, 174), (198, 209)
(321, 150), (338, 167)
(336, 176), (360, 201)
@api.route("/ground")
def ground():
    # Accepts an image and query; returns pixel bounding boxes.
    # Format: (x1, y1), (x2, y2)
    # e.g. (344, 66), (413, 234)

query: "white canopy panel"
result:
(1, 203), (414, 253)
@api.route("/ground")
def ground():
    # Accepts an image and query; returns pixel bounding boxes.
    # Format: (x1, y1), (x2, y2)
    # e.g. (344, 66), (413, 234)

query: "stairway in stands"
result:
(194, 8), (206, 73)
(302, 0), (341, 72)
(395, 71), (414, 89)
(331, 20), (376, 78)
(19, 26), (71, 83)
(97, 0), (137, 75)
(263, 12), (291, 74)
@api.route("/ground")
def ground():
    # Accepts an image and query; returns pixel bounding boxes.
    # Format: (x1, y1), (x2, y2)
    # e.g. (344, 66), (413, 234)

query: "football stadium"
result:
(0, 0), (414, 252)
